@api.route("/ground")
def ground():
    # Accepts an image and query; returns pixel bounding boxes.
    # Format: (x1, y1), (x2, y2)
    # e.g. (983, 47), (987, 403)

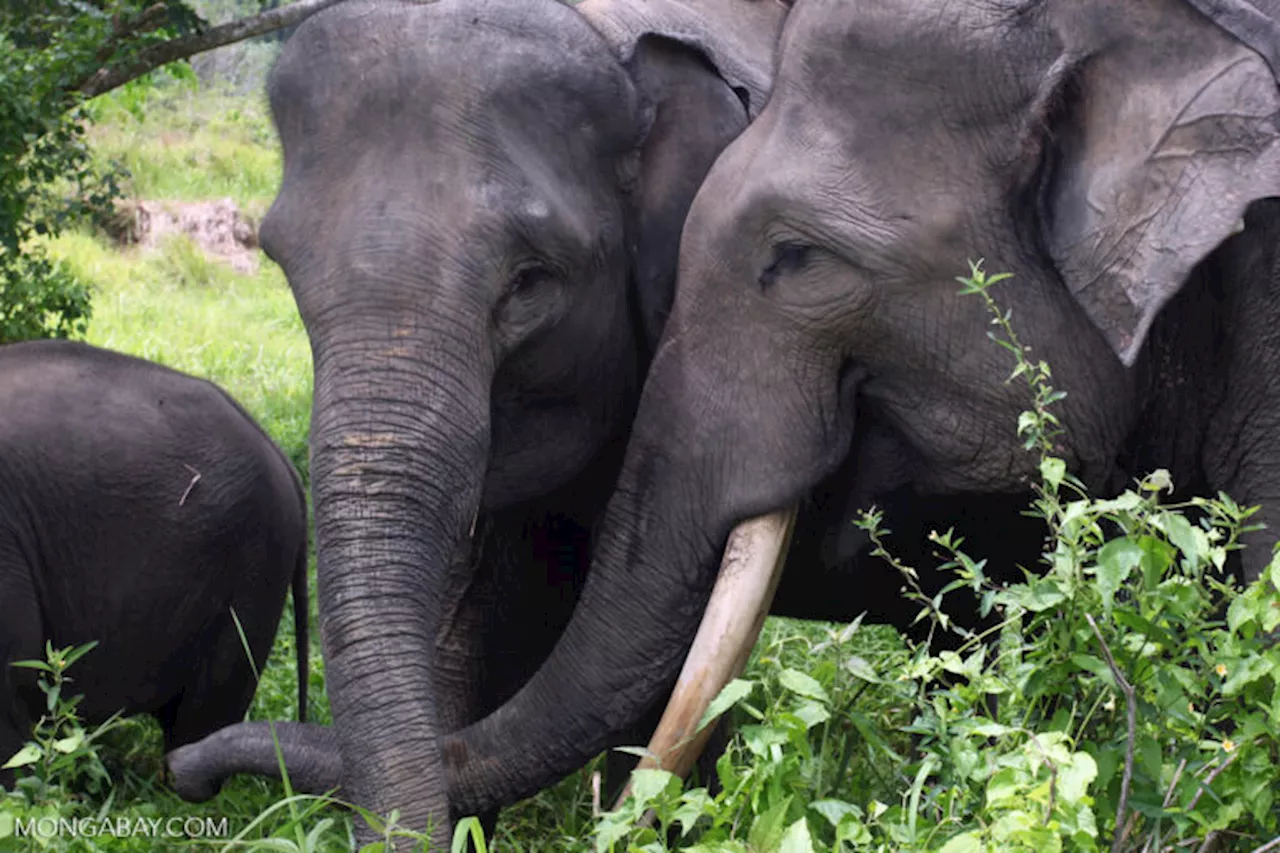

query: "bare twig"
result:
(77, 0), (347, 98)
(1251, 835), (1280, 853)
(1162, 759), (1187, 808)
(1187, 751), (1239, 811)
(1086, 613), (1138, 853)
(1195, 831), (1220, 853)
(1143, 758), (1189, 853)
(178, 463), (202, 506)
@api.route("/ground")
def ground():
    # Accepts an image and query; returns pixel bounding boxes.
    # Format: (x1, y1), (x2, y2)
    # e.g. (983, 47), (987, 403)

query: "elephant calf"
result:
(0, 340), (309, 787)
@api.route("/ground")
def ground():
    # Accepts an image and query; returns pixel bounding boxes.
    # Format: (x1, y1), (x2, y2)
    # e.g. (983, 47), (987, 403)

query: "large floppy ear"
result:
(1038, 0), (1280, 366)
(577, 0), (788, 349)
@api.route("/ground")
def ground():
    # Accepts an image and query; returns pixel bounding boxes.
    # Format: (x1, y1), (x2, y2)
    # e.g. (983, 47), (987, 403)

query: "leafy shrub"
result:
(0, 642), (125, 844)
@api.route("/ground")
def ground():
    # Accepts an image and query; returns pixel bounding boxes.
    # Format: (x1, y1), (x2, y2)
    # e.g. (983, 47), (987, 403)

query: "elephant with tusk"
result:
(441, 0), (1280, 819)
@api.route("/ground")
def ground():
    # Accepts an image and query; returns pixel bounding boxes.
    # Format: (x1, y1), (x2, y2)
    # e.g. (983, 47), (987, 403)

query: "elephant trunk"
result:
(311, 312), (492, 847)
(167, 722), (342, 801)
(444, 334), (852, 816)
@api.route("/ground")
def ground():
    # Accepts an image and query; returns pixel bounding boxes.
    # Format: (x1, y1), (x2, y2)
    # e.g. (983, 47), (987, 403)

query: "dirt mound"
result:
(114, 198), (261, 275)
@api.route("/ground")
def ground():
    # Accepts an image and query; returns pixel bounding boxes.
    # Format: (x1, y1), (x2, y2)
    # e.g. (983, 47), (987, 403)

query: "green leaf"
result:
(843, 656), (882, 683)
(1227, 594), (1260, 634)
(747, 795), (794, 853)
(809, 800), (860, 829)
(2, 743), (40, 769)
(52, 732), (83, 754)
(791, 701), (830, 729)
(778, 818), (815, 853)
(1094, 537), (1142, 610)
(1040, 456), (1066, 490)
(969, 721), (1014, 738)
(594, 814), (632, 853)
(742, 725), (790, 757)
(986, 768), (1021, 806)
(999, 576), (1067, 612)
(672, 789), (713, 838)
(696, 678), (755, 734)
(938, 831), (986, 853)
(1222, 655), (1275, 696)
(1057, 752), (1098, 804)
(628, 769), (677, 810)
(1155, 512), (1202, 566)
(778, 669), (829, 704)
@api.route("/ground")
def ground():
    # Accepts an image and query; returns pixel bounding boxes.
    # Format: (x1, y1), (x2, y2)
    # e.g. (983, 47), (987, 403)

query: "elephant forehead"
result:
(272, 0), (640, 147)
(466, 182), (551, 217)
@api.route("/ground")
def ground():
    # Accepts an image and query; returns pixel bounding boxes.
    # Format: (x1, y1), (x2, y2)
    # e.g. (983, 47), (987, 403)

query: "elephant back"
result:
(576, 0), (790, 119)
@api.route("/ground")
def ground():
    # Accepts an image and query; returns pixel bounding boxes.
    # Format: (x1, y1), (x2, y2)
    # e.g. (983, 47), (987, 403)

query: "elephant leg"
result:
(160, 603), (277, 752)
(0, 560), (41, 789)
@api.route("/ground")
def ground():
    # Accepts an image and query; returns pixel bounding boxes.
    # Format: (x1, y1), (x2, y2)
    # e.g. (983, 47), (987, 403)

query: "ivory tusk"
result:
(613, 507), (797, 812)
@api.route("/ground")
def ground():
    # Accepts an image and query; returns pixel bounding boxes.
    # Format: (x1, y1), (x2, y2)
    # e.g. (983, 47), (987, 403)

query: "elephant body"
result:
(0, 340), (308, 786)
(168, 0), (789, 845)
(428, 0), (1280, 819)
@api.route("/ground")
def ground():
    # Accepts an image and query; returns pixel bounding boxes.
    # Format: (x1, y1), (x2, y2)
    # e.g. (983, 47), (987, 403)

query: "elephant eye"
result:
(758, 242), (812, 292)
(508, 263), (554, 297)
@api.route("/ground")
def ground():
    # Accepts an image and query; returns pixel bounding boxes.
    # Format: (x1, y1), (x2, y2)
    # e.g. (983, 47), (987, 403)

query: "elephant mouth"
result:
(616, 359), (869, 803)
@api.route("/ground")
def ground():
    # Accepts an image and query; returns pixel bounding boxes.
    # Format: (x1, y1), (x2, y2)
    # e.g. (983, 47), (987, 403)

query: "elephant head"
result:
(177, 0), (786, 844)
(440, 0), (1280, 816)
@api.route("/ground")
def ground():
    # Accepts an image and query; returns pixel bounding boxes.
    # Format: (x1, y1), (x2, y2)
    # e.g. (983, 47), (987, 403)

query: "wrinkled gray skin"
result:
(433, 0), (1280, 815)
(167, 0), (785, 845)
(0, 340), (308, 789)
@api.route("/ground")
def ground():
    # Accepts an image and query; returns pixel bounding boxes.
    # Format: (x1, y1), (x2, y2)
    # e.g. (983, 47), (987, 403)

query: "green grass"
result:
(84, 81), (281, 214)
(12, 82), (908, 851)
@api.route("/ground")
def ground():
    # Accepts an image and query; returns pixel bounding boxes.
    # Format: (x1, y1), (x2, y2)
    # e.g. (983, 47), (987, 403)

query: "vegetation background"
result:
(2, 3), (1279, 851)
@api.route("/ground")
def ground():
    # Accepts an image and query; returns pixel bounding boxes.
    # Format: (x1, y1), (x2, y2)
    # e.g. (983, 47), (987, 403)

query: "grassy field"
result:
(16, 81), (908, 850)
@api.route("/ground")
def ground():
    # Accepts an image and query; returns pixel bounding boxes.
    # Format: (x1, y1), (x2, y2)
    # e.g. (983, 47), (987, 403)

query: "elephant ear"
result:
(1039, 0), (1280, 366)
(578, 0), (788, 348)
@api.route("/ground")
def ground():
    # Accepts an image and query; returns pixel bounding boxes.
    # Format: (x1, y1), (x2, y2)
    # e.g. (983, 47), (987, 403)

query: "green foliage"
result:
(1, 642), (121, 793)
(0, 642), (128, 846)
(0, 1), (211, 344)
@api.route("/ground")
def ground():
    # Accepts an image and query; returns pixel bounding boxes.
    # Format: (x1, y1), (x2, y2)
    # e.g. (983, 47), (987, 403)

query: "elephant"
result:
(166, 0), (790, 846)
(0, 339), (309, 790)
(410, 0), (1280, 818)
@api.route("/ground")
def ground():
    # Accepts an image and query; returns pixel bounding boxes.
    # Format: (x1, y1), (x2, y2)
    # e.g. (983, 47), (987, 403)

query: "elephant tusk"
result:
(612, 507), (797, 813)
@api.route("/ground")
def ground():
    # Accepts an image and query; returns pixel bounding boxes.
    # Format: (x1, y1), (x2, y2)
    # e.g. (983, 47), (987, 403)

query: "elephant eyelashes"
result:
(758, 242), (811, 292)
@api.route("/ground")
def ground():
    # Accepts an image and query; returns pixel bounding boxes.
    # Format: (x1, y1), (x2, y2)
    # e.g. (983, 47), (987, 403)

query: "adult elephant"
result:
(169, 0), (788, 846)
(426, 0), (1280, 818)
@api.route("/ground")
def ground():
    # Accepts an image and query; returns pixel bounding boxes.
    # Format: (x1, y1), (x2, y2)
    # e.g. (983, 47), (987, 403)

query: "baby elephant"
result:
(0, 340), (309, 787)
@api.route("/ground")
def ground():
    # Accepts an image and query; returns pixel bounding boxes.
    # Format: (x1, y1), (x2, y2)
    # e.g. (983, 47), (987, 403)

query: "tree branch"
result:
(76, 0), (347, 98)
(1086, 613), (1138, 853)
